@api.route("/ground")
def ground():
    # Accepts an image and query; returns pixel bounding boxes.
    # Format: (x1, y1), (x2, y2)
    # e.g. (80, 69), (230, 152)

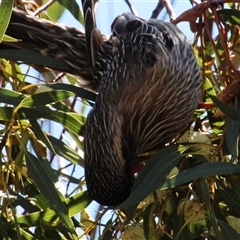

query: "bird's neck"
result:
(85, 100), (126, 168)
(84, 100), (133, 205)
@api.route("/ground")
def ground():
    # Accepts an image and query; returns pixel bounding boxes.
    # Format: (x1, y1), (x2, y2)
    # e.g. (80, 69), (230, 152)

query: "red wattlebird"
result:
(4, 2), (201, 206)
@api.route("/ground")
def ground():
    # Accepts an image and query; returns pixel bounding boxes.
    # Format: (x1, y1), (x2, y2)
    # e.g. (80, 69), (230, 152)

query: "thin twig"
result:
(151, 0), (164, 18)
(212, 7), (238, 77)
(163, 0), (176, 21)
(124, 0), (138, 16)
(151, 0), (176, 21)
(33, 0), (56, 16)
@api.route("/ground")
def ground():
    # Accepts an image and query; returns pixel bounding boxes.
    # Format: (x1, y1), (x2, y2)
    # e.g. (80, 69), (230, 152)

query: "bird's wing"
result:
(4, 9), (111, 91)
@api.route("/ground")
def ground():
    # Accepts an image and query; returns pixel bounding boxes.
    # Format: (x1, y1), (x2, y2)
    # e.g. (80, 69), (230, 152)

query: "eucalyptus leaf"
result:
(0, 0), (13, 42)
(118, 145), (185, 208)
(0, 49), (71, 72)
(218, 9), (240, 25)
(161, 162), (240, 190)
(25, 152), (76, 234)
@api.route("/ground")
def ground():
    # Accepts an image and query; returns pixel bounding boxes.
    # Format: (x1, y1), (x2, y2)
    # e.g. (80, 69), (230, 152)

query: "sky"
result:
(96, 1), (194, 38)
(59, 0), (195, 40)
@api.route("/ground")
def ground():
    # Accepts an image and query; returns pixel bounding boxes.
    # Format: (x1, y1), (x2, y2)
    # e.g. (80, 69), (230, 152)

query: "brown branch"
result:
(212, 7), (238, 78)
(124, 0), (138, 16)
(151, 0), (164, 18)
(33, 0), (57, 16)
(172, 2), (209, 25)
(163, 0), (176, 21)
(151, 0), (176, 21)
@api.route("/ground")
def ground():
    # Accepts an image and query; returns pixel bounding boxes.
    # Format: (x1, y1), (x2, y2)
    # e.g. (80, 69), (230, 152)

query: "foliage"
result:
(0, 0), (240, 239)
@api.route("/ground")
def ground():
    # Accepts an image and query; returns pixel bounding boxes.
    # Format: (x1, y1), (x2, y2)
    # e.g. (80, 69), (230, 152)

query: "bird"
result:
(4, 2), (202, 206)
(82, 1), (202, 206)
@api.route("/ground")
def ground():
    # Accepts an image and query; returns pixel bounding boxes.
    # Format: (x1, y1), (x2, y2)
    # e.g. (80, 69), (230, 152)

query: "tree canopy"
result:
(1, 1), (240, 239)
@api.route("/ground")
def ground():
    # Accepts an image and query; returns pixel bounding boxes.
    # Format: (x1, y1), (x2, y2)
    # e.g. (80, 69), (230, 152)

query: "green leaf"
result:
(118, 145), (185, 208)
(58, 0), (84, 24)
(46, 111), (85, 136)
(198, 178), (222, 240)
(0, 49), (72, 72)
(2, 34), (18, 42)
(25, 152), (76, 235)
(66, 191), (92, 217)
(6, 228), (35, 240)
(0, 88), (25, 106)
(161, 162), (240, 190)
(207, 94), (240, 120)
(19, 107), (55, 119)
(0, 0), (13, 42)
(143, 203), (157, 240)
(17, 90), (74, 109)
(44, 230), (62, 240)
(0, 106), (57, 121)
(16, 191), (91, 227)
(47, 83), (97, 102)
(217, 180), (240, 213)
(218, 9), (240, 25)
(29, 119), (56, 154)
(45, 0), (65, 22)
(225, 100), (240, 159)
(173, 213), (192, 240)
(23, 181), (51, 210)
(218, 220), (240, 239)
(47, 135), (83, 165)
(0, 106), (13, 120)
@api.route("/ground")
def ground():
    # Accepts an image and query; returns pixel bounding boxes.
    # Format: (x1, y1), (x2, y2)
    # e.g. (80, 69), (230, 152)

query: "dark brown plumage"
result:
(4, 3), (202, 206)
(83, 2), (201, 205)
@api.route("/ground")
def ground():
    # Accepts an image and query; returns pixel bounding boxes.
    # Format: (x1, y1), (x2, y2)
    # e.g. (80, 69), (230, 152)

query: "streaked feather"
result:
(4, 6), (202, 206)
(84, 12), (201, 206)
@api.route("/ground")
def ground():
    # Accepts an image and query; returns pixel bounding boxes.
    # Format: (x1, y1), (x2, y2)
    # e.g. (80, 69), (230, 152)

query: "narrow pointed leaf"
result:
(161, 162), (240, 190)
(46, 0), (65, 22)
(218, 9), (240, 25)
(29, 119), (56, 154)
(2, 34), (18, 42)
(58, 0), (84, 24)
(0, 88), (25, 106)
(225, 100), (240, 158)
(226, 116), (240, 158)
(47, 135), (83, 165)
(25, 152), (76, 234)
(199, 178), (222, 240)
(47, 83), (97, 102)
(0, 49), (72, 72)
(218, 220), (240, 240)
(16, 191), (91, 228)
(17, 90), (74, 109)
(0, 0), (13, 42)
(143, 203), (156, 240)
(207, 94), (240, 120)
(118, 145), (185, 208)
(217, 181), (240, 213)
(46, 111), (85, 135)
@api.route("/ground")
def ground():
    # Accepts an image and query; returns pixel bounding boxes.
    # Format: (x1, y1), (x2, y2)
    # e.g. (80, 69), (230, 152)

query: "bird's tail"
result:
(81, 0), (106, 89)
(3, 6), (108, 91)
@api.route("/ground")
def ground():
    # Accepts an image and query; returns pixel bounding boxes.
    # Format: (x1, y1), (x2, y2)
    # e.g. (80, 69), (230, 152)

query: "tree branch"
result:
(151, 0), (176, 21)
(124, 0), (138, 16)
(151, 0), (164, 19)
